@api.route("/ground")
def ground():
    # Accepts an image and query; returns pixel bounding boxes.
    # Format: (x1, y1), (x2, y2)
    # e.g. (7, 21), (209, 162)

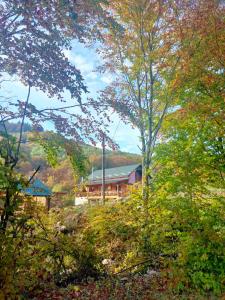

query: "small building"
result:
(75, 164), (142, 204)
(22, 179), (52, 210)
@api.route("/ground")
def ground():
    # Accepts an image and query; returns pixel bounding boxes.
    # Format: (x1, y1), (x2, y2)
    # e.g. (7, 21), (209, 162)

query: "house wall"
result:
(128, 170), (142, 184)
(128, 171), (136, 184)
(135, 170), (142, 182)
(22, 196), (50, 211)
(34, 196), (46, 206)
(34, 196), (50, 211)
(88, 181), (128, 194)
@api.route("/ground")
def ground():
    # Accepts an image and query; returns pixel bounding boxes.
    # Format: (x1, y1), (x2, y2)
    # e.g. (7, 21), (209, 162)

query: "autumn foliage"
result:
(0, 0), (225, 299)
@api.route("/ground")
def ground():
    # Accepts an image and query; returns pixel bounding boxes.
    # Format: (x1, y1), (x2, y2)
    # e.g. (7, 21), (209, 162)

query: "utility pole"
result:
(91, 166), (94, 180)
(102, 135), (106, 204)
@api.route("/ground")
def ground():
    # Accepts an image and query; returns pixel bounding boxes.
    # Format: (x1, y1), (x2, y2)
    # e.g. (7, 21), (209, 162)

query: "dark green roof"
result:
(88, 164), (141, 184)
(23, 179), (52, 197)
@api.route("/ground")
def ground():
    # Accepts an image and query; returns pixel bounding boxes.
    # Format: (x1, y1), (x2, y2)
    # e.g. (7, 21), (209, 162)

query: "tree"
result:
(0, 0), (115, 231)
(169, 0), (224, 125)
(0, 0), (116, 147)
(153, 109), (225, 201)
(97, 0), (181, 202)
(152, 0), (225, 199)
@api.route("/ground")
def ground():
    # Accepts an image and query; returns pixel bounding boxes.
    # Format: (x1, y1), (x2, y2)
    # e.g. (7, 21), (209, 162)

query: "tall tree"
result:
(97, 0), (180, 201)
(153, 0), (225, 200)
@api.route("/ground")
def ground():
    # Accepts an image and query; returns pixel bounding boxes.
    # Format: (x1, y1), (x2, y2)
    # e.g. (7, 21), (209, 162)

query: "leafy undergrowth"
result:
(1, 195), (224, 299)
(27, 276), (215, 300)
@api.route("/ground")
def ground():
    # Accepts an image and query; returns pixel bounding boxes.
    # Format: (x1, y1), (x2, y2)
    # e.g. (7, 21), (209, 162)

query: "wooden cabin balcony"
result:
(76, 190), (128, 199)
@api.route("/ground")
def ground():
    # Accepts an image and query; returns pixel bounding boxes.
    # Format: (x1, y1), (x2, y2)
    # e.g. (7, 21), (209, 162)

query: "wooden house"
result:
(76, 164), (142, 204)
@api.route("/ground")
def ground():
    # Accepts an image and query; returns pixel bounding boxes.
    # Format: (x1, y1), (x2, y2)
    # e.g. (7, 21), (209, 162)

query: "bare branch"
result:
(27, 166), (41, 185)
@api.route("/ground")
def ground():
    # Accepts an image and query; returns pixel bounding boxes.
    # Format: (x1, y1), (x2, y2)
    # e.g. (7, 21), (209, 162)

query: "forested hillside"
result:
(8, 123), (141, 193)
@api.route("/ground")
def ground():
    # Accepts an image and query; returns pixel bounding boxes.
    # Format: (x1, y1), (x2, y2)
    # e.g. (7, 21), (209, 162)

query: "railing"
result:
(76, 191), (128, 198)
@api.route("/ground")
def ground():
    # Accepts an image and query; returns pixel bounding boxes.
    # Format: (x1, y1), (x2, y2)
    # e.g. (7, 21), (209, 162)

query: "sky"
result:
(0, 41), (140, 154)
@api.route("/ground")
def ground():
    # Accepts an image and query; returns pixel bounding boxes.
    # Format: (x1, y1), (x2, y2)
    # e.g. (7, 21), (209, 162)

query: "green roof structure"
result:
(88, 164), (141, 185)
(23, 179), (52, 197)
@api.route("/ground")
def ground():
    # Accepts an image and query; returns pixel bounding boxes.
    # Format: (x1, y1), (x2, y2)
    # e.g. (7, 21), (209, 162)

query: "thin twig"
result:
(114, 258), (153, 275)
(27, 165), (41, 185)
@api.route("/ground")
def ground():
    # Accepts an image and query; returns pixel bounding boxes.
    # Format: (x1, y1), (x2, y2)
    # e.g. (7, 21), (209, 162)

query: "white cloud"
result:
(63, 50), (94, 75)
(87, 72), (98, 80)
(101, 74), (113, 84)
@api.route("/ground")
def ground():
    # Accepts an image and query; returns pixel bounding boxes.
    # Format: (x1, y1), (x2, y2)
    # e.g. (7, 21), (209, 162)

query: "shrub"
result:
(0, 205), (100, 298)
(139, 195), (225, 295)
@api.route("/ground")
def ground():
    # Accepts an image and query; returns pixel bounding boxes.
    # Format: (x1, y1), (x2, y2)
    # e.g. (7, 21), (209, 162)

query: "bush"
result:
(139, 195), (225, 295)
(82, 203), (141, 273)
(1, 194), (224, 298)
(0, 205), (101, 298)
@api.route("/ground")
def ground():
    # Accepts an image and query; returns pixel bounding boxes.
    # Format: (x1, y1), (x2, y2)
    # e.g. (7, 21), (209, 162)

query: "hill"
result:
(4, 124), (141, 196)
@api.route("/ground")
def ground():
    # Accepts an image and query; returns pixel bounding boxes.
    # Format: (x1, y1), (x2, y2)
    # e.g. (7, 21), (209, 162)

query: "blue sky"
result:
(1, 41), (140, 154)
